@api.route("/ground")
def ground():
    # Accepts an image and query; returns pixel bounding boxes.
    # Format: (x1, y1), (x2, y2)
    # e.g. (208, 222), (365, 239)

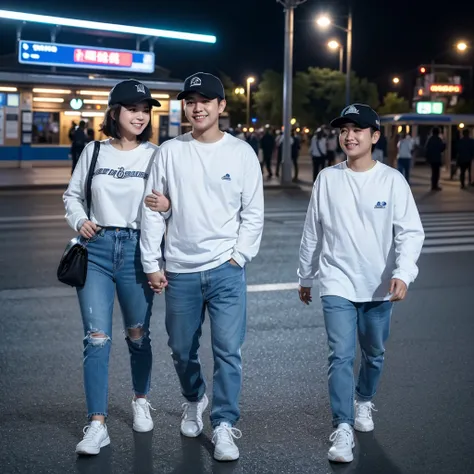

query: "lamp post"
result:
(246, 76), (255, 127)
(327, 40), (344, 73)
(277, 0), (307, 185)
(316, 6), (353, 106)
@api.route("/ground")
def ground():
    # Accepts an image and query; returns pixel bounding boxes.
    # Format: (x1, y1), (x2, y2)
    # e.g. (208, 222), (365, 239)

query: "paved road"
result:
(1, 185), (474, 474)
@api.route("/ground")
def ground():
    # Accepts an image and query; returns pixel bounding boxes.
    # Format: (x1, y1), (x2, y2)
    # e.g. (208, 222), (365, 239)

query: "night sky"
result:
(1, 0), (474, 97)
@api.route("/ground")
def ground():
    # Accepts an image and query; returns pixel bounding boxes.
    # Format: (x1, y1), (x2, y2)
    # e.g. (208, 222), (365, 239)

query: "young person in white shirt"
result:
(63, 79), (169, 456)
(140, 72), (264, 462)
(297, 104), (425, 463)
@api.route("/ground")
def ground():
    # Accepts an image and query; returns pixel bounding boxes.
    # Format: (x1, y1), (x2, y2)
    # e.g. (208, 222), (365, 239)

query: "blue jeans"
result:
(77, 228), (154, 418)
(165, 261), (247, 428)
(398, 158), (411, 183)
(321, 296), (393, 427)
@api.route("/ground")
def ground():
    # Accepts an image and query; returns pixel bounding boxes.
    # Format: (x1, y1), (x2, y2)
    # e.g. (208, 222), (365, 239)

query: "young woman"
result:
(63, 79), (169, 456)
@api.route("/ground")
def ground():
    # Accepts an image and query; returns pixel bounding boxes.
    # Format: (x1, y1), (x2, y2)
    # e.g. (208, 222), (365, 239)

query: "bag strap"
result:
(316, 139), (324, 157)
(86, 141), (100, 219)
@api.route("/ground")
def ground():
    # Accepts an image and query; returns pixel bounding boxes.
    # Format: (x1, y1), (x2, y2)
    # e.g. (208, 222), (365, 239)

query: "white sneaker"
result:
(328, 423), (355, 463)
(132, 398), (155, 432)
(75, 420), (110, 455)
(180, 394), (209, 437)
(354, 401), (376, 432)
(212, 422), (242, 461)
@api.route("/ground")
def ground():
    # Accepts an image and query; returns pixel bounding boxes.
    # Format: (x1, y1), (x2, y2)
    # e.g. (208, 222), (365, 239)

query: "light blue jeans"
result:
(165, 261), (247, 428)
(77, 228), (154, 418)
(321, 296), (393, 427)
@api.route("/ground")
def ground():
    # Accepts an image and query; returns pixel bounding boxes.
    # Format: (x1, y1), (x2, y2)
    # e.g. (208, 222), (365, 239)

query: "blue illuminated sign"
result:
(0, 93), (5, 107)
(18, 40), (155, 73)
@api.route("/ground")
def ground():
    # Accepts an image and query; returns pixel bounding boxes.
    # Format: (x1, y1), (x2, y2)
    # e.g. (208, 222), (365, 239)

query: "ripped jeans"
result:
(76, 228), (154, 419)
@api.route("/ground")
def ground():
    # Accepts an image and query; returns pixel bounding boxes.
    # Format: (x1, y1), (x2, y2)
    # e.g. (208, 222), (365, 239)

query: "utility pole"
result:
(277, 0), (307, 185)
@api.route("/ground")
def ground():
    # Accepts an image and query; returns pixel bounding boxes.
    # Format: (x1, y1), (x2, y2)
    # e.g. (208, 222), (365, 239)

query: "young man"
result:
(297, 104), (425, 463)
(140, 72), (264, 462)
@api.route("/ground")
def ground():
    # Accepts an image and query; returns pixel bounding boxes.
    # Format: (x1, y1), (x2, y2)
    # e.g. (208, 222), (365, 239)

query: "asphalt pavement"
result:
(1, 171), (474, 474)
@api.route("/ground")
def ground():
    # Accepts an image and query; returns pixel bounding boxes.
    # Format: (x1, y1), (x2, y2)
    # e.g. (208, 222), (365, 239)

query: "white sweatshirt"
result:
(298, 161), (425, 302)
(63, 139), (159, 231)
(140, 132), (264, 274)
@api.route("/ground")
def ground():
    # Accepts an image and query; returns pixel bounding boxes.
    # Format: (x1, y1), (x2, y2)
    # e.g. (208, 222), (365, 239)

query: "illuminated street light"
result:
(456, 41), (468, 52)
(234, 87), (245, 95)
(246, 76), (256, 127)
(316, 10), (353, 105)
(392, 77), (400, 85)
(316, 15), (331, 28)
(290, 118), (297, 125)
(327, 40), (344, 73)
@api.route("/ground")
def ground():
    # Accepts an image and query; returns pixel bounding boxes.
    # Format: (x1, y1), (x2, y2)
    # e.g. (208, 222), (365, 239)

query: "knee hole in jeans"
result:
(85, 331), (110, 347)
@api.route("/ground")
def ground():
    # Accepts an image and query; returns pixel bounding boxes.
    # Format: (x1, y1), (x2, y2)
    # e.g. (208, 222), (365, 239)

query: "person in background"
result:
(373, 128), (387, 163)
(310, 129), (327, 182)
(248, 131), (259, 157)
(291, 129), (301, 182)
(456, 128), (474, 189)
(71, 120), (87, 174)
(260, 127), (275, 179)
(397, 132), (413, 183)
(275, 130), (294, 178)
(326, 130), (338, 167)
(425, 127), (446, 191)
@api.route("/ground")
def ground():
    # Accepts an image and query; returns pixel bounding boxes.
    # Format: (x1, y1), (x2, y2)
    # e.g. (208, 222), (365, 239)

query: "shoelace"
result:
(329, 428), (352, 448)
(135, 400), (156, 419)
(82, 423), (103, 439)
(212, 425), (242, 446)
(357, 402), (376, 419)
(181, 400), (203, 421)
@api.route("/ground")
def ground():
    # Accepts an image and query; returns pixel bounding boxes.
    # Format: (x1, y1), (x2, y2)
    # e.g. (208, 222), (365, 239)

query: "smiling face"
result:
(116, 101), (151, 138)
(183, 93), (226, 134)
(339, 122), (380, 160)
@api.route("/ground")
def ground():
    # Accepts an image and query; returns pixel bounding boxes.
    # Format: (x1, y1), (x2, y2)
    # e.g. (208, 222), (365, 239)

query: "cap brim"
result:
(177, 89), (222, 100)
(117, 98), (161, 107)
(330, 116), (379, 130)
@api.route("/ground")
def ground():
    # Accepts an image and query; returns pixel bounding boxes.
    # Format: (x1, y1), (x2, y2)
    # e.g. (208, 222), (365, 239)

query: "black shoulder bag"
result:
(57, 141), (100, 287)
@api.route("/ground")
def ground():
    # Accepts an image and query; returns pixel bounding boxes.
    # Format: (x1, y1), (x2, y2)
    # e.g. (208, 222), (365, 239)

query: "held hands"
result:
(145, 189), (171, 213)
(389, 278), (407, 302)
(147, 271), (168, 295)
(79, 220), (98, 239)
(299, 286), (312, 305)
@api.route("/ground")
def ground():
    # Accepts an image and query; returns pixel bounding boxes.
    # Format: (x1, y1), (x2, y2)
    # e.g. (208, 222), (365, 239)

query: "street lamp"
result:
(246, 76), (255, 127)
(327, 40), (344, 73)
(234, 87), (245, 95)
(456, 41), (468, 52)
(316, 9), (353, 106)
(392, 76), (400, 85)
(277, 0), (307, 185)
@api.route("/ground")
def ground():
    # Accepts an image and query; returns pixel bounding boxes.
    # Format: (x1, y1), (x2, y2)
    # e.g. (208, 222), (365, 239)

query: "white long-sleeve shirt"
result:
(63, 139), (159, 231)
(310, 136), (327, 157)
(140, 132), (264, 274)
(298, 160), (425, 302)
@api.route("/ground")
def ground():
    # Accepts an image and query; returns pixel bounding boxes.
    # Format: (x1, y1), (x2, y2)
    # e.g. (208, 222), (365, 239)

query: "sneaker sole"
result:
(180, 396), (209, 438)
(328, 452), (354, 463)
(214, 449), (240, 462)
(354, 421), (374, 432)
(133, 422), (154, 433)
(75, 435), (110, 455)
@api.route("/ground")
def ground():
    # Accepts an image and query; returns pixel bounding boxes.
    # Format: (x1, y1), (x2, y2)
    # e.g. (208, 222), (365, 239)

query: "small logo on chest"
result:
(374, 201), (387, 209)
(221, 173), (231, 181)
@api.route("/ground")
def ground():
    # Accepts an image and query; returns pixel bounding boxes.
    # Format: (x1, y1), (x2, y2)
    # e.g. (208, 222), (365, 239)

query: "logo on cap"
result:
(190, 77), (202, 87)
(135, 84), (146, 94)
(343, 105), (360, 115)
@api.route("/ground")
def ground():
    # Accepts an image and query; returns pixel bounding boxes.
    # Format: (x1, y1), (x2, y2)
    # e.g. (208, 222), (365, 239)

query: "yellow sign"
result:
(429, 84), (462, 94)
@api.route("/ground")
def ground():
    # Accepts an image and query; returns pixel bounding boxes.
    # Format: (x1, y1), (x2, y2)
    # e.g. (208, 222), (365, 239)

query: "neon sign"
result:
(429, 84), (463, 94)
(19, 41), (155, 73)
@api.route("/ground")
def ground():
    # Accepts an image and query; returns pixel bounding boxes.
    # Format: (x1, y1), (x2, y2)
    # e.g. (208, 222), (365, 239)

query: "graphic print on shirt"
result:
(94, 167), (149, 180)
(374, 201), (387, 209)
(221, 173), (232, 181)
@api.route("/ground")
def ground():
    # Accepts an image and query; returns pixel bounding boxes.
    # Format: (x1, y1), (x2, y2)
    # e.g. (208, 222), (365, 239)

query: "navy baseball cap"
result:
(108, 79), (161, 107)
(177, 72), (225, 100)
(330, 104), (381, 131)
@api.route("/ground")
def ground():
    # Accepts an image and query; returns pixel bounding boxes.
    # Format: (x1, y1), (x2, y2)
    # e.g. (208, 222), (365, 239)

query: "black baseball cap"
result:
(177, 72), (225, 100)
(330, 103), (380, 131)
(108, 79), (161, 107)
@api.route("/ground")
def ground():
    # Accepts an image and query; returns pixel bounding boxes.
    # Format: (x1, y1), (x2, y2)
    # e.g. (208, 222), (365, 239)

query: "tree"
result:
(378, 92), (411, 115)
(252, 70), (310, 126)
(218, 71), (246, 127)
